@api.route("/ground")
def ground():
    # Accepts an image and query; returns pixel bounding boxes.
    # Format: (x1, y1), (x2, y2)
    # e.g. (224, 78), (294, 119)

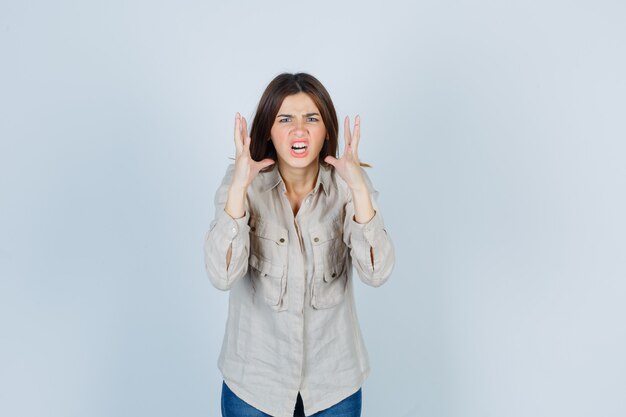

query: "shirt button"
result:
(231, 227), (237, 235)
(313, 237), (319, 243)
(279, 238), (285, 243)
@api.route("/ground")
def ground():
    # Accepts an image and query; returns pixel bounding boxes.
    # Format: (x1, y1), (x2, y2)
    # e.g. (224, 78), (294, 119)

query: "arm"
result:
(204, 164), (251, 290)
(343, 168), (395, 287)
(204, 113), (275, 290)
(325, 115), (395, 287)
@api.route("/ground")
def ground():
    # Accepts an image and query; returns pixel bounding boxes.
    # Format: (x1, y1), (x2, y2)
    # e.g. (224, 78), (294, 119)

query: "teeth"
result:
(292, 143), (307, 154)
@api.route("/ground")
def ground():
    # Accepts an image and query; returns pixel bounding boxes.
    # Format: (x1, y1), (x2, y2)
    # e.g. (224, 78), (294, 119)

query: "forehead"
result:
(277, 92), (319, 113)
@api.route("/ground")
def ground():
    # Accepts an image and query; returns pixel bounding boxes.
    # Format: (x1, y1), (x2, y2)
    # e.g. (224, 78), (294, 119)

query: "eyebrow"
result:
(276, 112), (321, 118)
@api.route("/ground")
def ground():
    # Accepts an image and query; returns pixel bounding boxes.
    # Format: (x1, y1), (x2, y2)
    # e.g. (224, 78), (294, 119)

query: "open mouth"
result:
(291, 142), (308, 154)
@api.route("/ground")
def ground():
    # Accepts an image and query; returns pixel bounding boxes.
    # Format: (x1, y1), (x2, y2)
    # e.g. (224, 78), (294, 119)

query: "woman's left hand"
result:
(324, 115), (368, 192)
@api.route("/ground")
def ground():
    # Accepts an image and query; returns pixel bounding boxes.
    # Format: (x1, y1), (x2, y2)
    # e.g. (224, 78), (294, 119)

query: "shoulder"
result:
(247, 164), (280, 197)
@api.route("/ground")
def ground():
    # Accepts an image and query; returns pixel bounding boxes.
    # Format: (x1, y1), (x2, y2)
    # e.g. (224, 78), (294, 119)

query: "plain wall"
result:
(1, 1), (625, 416)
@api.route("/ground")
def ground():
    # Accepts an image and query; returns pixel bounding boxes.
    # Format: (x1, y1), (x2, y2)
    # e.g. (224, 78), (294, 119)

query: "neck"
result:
(278, 161), (320, 196)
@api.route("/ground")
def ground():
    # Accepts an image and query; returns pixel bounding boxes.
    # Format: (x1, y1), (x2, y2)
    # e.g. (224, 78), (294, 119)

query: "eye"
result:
(278, 117), (291, 123)
(307, 117), (319, 122)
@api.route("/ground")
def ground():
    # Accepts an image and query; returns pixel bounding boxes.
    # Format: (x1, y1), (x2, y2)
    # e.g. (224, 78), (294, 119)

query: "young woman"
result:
(204, 73), (395, 417)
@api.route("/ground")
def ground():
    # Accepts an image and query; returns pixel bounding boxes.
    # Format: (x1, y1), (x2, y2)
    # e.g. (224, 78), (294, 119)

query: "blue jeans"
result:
(221, 381), (362, 417)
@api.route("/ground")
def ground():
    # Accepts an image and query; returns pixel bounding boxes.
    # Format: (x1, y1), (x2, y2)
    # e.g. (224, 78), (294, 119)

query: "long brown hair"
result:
(249, 73), (338, 169)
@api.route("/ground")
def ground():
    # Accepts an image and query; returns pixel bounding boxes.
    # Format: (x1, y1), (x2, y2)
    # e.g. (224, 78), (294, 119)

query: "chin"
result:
(279, 155), (319, 169)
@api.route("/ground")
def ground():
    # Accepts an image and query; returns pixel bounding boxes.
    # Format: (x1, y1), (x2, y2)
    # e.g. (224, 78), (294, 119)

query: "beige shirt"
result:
(204, 163), (395, 417)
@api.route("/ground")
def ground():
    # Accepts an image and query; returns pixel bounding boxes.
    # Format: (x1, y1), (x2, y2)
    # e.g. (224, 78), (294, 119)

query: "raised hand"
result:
(324, 115), (368, 192)
(230, 112), (275, 190)
(225, 113), (274, 219)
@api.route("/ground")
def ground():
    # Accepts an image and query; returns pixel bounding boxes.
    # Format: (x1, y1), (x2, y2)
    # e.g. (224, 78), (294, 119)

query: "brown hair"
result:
(249, 73), (339, 169)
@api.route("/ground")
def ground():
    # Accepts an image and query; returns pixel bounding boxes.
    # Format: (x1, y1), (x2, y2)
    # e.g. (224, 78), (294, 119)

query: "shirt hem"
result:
(222, 369), (370, 417)
(303, 369), (370, 416)
(222, 377), (294, 417)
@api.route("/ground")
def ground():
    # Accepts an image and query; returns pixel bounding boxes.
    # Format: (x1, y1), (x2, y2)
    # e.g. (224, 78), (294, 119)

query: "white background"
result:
(1, 1), (625, 416)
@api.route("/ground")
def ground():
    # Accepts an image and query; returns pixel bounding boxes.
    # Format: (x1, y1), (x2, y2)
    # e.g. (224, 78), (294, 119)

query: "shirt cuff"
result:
(349, 210), (385, 247)
(210, 208), (251, 241)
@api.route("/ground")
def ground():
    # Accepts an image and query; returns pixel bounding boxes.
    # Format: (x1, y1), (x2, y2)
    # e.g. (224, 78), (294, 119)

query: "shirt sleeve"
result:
(204, 164), (250, 290)
(343, 168), (395, 287)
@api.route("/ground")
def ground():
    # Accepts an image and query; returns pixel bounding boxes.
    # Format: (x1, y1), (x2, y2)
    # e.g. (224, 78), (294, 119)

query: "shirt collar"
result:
(262, 163), (331, 197)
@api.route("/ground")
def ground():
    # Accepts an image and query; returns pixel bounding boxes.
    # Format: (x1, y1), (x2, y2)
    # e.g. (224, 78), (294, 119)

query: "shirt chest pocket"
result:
(248, 217), (289, 311)
(309, 221), (349, 309)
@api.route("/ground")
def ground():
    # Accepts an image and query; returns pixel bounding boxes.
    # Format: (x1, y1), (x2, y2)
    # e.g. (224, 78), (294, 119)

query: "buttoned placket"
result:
(272, 181), (305, 405)
(295, 187), (320, 399)
(277, 180), (321, 400)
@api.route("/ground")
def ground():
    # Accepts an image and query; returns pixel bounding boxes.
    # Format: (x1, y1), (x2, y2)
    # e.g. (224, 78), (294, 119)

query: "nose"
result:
(293, 120), (306, 138)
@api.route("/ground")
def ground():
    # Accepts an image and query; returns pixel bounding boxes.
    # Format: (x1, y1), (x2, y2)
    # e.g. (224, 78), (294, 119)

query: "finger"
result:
(241, 116), (249, 139)
(343, 116), (351, 154)
(341, 116), (350, 158)
(324, 155), (338, 167)
(243, 135), (251, 154)
(257, 158), (275, 171)
(234, 113), (243, 155)
(352, 114), (360, 153)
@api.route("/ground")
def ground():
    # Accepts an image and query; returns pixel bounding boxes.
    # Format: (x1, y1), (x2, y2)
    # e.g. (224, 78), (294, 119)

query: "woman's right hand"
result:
(230, 112), (275, 190)
(225, 113), (275, 218)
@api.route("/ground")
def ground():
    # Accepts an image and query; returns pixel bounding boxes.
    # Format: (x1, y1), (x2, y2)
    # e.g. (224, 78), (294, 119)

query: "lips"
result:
(291, 141), (308, 153)
(290, 140), (309, 158)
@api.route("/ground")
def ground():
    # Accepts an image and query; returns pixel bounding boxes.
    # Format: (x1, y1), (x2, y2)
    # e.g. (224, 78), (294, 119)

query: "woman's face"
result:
(270, 92), (327, 170)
